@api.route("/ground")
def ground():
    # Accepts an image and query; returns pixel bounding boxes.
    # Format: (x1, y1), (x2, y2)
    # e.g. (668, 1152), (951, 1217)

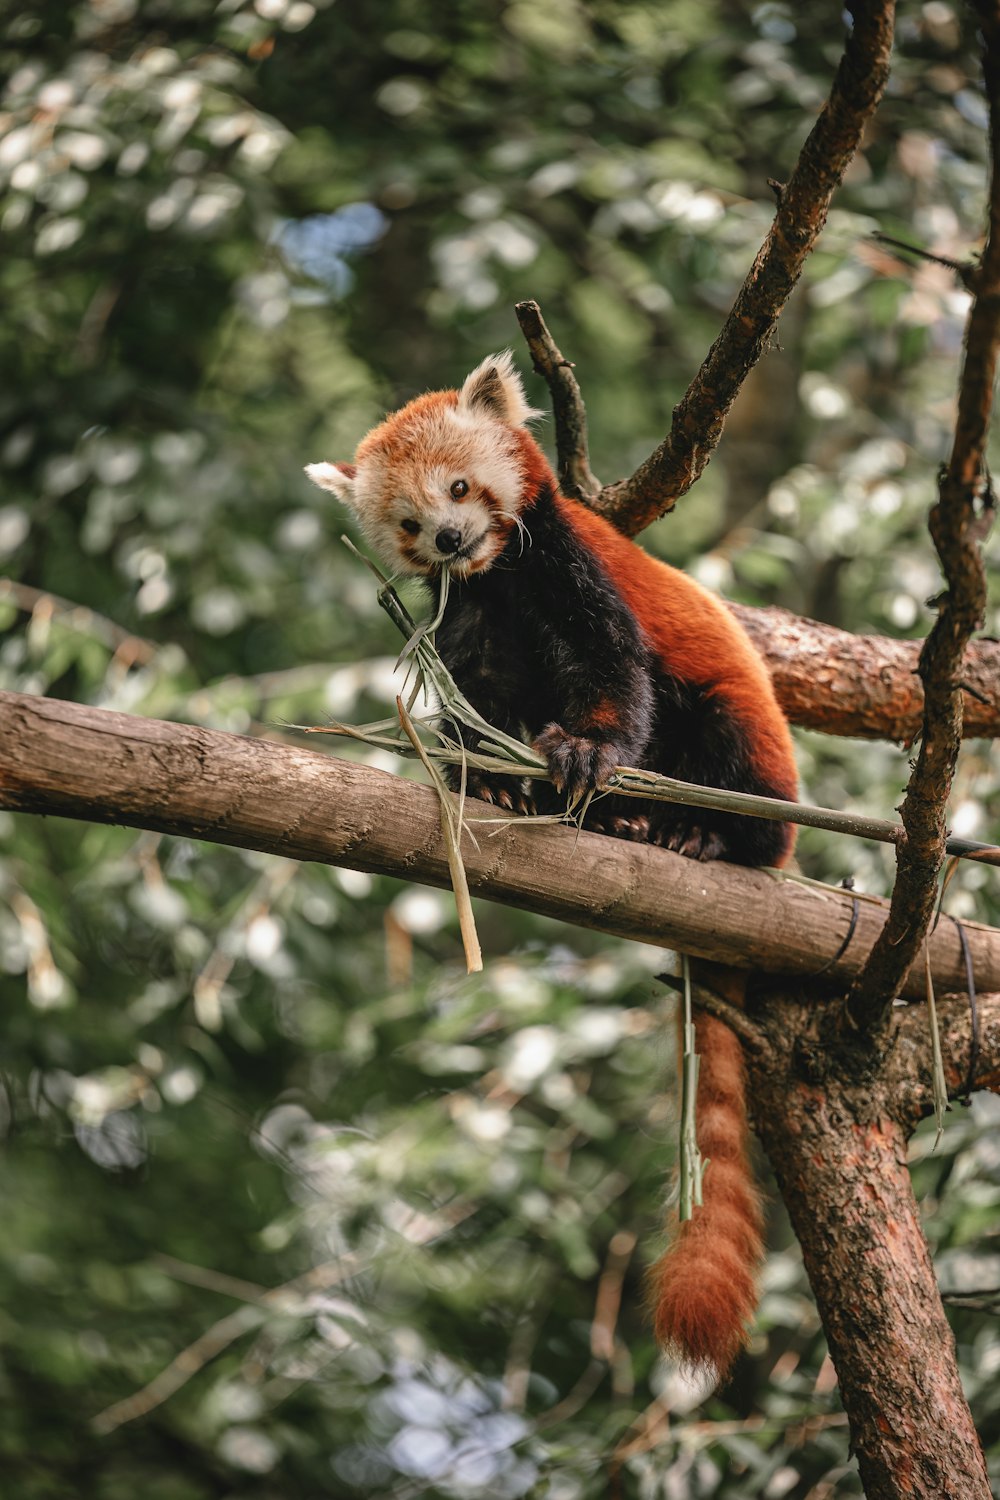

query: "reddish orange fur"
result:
(647, 965), (781, 1381)
(504, 429), (797, 1382)
(356, 389), (459, 463)
(326, 391), (797, 1382)
(511, 425), (561, 508)
(550, 492), (798, 810)
(586, 698), (626, 730)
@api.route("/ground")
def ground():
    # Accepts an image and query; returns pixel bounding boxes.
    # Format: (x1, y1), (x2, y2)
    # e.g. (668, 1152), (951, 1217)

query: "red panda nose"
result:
(435, 528), (463, 555)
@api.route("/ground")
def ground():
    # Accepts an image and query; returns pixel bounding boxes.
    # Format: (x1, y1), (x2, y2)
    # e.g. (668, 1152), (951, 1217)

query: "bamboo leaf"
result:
(396, 694), (482, 975)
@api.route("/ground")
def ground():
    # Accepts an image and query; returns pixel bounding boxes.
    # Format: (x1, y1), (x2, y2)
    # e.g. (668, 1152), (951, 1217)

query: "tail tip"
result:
(647, 1251), (757, 1385)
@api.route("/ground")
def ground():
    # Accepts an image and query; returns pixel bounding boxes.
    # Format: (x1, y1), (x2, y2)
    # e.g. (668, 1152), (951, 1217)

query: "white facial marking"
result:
(307, 354), (541, 578)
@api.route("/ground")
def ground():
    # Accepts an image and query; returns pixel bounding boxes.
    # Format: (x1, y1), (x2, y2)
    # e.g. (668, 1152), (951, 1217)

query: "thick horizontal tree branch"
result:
(592, 0), (896, 535)
(728, 602), (1000, 741)
(3, 691), (1000, 1012)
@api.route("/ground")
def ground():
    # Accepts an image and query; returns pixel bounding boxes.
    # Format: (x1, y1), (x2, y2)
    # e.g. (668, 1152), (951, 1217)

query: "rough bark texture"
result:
(595, 0), (896, 534)
(3, 690), (1000, 1001)
(728, 602), (1000, 742)
(890, 990), (1000, 1119)
(750, 989), (993, 1500)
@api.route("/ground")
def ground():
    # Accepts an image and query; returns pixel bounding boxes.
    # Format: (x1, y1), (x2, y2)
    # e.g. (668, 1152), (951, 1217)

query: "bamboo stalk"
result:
(678, 954), (704, 1221)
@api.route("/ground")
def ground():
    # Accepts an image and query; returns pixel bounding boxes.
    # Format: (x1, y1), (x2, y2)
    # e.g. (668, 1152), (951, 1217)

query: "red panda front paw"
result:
(534, 724), (619, 801)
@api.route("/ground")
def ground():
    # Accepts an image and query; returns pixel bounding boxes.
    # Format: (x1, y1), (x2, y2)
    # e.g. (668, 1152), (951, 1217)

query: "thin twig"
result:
(533, 1358), (608, 1429)
(0, 576), (158, 664)
(589, 1229), (637, 1362)
(940, 1295), (1000, 1315)
(153, 1253), (269, 1304)
(690, 979), (771, 1053)
(609, 1400), (848, 1476)
(657, 969), (771, 1052)
(93, 1201), (476, 1434)
(303, 722), (1000, 870)
(871, 231), (976, 288)
(941, 1287), (1000, 1315)
(92, 1258), (358, 1434)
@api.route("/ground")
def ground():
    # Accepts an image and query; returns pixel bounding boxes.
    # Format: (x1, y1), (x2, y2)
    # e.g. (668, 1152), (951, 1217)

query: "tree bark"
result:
(3, 690), (1000, 1003)
(843, 0), (999, 1027)
(750, 988), (992, 1500)
(727, 603), (1000, 743)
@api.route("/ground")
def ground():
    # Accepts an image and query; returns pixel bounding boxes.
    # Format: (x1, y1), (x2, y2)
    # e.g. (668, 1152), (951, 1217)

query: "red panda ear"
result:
(304, 461), (358, 504)
(459, 351), (541, 428)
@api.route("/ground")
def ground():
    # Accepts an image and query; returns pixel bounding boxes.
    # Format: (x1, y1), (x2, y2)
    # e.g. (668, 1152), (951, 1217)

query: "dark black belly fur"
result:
(435, 485), (788, 868)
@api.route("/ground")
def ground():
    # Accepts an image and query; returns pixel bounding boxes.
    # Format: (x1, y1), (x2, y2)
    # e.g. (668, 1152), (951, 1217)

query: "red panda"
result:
(306, 351), (798, 1382)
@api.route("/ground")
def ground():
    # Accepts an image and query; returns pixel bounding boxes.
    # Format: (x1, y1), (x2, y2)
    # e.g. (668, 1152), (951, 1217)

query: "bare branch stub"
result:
(595, 0), (895, 537)
(514, 300), (601, 502)
(847, 5), (999, 1028)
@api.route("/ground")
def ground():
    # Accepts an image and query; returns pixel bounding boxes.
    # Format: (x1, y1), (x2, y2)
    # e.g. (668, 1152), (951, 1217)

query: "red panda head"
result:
(305, 351), (543, 578)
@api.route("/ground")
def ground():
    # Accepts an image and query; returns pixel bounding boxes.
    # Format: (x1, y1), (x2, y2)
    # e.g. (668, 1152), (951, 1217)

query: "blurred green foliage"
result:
(1, 0), (999, 1495)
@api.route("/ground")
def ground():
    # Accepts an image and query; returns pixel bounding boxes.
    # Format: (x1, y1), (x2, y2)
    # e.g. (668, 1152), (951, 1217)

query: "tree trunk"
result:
(749, 988), (991, 1500)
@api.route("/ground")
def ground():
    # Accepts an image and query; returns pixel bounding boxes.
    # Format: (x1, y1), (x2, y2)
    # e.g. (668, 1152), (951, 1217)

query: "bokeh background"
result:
(1, 2), (999, 1496)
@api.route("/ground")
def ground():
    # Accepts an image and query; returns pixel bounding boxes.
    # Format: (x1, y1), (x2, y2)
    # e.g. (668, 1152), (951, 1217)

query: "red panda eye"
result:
(450, 479), (469, 500)
(401, 519), (421, 535)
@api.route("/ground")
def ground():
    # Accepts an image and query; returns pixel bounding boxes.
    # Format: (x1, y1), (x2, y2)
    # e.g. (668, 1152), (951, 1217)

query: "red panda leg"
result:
(647, 962), (764, 1381)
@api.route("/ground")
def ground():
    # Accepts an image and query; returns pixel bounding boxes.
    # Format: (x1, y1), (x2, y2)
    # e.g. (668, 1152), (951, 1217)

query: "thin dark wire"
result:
(809, 897), (861, 976)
